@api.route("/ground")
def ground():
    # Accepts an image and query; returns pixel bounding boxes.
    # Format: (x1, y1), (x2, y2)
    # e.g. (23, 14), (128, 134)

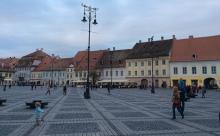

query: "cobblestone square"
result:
(0, 86), (220, 136)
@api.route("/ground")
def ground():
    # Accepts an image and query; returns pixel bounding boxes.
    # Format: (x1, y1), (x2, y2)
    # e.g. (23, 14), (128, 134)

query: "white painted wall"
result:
(170, 61), (220, 77)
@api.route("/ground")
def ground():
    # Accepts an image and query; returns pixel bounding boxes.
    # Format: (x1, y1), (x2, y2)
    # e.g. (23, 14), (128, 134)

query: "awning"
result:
(97, 79), (129, 83)
(4, 79), (12, 81)
(71, 80), (87, 83)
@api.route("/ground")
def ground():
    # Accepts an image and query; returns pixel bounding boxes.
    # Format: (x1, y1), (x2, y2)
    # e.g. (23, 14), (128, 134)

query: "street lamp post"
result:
(51, 54), (55, 88)
(110, 49), (113, 90)
(81, 4), (98, 99)
(150, 37), (155, 94)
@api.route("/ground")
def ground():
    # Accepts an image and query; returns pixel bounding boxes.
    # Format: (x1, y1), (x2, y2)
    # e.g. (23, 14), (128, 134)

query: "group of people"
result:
(185, 84), (207, 98)
(171, 78), (209, 119)
(45, 85), (67, 96)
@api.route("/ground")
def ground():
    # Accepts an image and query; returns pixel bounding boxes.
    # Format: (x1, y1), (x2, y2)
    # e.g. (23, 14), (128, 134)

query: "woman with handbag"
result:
(172, 86), (184, 119)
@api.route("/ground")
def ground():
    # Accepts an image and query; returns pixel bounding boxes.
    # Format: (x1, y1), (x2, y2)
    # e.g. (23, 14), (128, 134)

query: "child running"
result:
(35, 102), (44, 126)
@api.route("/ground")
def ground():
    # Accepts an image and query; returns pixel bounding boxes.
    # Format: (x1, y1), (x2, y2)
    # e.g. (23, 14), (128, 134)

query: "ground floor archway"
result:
(140, 79), (148, 89)
(204, 78), (218, 89)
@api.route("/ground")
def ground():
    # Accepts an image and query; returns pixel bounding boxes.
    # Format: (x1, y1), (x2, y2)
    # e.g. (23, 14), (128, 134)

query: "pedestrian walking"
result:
(31, 84), (34, 90)
(202, 86), (206, 98)
(172, 86), (184, 119)
(63, 85), (67, 95)
(45, 85), (51, 95)
(3, 85), (6, 91)
(35, 102), (44, 126)
(178, 78), (186, 112)
(107, 83), (111, 95)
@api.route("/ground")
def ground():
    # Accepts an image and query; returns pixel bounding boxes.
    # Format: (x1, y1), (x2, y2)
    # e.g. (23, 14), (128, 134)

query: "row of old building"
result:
(0, 35), (220, 88)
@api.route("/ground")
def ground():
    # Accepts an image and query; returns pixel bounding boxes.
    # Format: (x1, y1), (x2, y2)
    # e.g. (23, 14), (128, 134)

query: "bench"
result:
(26, 100), (48, 109)
(0, 99), (6, 105)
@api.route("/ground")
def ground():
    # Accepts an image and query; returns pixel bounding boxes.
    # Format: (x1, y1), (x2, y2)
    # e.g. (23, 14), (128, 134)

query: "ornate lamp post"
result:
(110, 48), (113, 90)
(51, 54), (55, 88)
(81, 4), (98, 99)
(150, 36), (155, 94)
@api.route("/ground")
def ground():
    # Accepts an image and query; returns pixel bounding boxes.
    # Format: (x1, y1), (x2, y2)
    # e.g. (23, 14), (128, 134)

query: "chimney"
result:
(40, 48), (43, 51)
(107, 48), (110, 51)
(172, 35), (176, 40)
(148, 38), (151, 42)
(113, 47), (116, 51)
(139, 40), (142, 43)
(161, 36), (164, 40)
(189, 35), (194, 39)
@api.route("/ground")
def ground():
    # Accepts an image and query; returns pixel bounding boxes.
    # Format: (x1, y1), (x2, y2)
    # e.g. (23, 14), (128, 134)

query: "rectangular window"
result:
(202, 66), (207, 74)
(135, 71), (137, 76)
(148, 61), (151, 66)
(121, 71), (123, 76)
(174, 67), (178, 75)
(84, 72), (86, 77)
(155, 70), (159, 76)
(79, 72), (82, 77)
(192, 67), (197, 74)
(75, 72), (78, 77)
(182, 67), (187, 74)
(116, 71), (118, 76)
(211, 66), (216, 74)
(155, 60), (159, 66)
(148, 70), (151, 76)
(141, 61), (144, 66)
(163, 69), (166, 75)
(128, 62), (131, 67)
(162, 60), (166, 65)
(128, 71), (131, 76)
(141, 70), (144, 76)
(106, 71), (108, 77)
(135, 62), (138, 67)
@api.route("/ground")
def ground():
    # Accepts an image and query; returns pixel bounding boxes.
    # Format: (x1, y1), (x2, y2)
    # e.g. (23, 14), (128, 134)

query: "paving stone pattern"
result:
(0, 86), (220, 136)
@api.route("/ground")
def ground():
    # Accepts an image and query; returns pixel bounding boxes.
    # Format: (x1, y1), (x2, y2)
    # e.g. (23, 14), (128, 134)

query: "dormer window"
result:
(192, 54), (197, 59)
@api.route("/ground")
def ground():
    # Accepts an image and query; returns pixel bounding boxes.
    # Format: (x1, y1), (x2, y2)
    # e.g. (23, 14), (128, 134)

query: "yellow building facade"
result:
(126, 56), (171, 87)
(170, 61), (220, 88)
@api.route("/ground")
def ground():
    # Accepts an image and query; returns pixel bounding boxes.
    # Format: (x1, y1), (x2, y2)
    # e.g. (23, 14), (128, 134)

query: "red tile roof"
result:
(97, 49), (132, 68)
(171, 35), (220, 62)
(73, 50), (106, 71)
(16, 50), (50, 67)
(0, 57), (19, 72)
(33, 57), (74, 72)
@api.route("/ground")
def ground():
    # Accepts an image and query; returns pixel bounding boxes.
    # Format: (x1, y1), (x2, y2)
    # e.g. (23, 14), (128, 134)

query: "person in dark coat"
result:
(63, 85), (67, 95)
(178, 78), (186, 112)
(107, 83), (111, 95)
(3, 84), (6, 91)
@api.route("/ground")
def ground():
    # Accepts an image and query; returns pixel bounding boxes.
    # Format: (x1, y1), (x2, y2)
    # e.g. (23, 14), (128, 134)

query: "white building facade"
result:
(170, 61), (220, 88)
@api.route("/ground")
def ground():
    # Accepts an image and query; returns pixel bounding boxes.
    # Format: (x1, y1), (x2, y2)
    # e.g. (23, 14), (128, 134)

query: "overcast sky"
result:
(0, 0), (220, 58)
